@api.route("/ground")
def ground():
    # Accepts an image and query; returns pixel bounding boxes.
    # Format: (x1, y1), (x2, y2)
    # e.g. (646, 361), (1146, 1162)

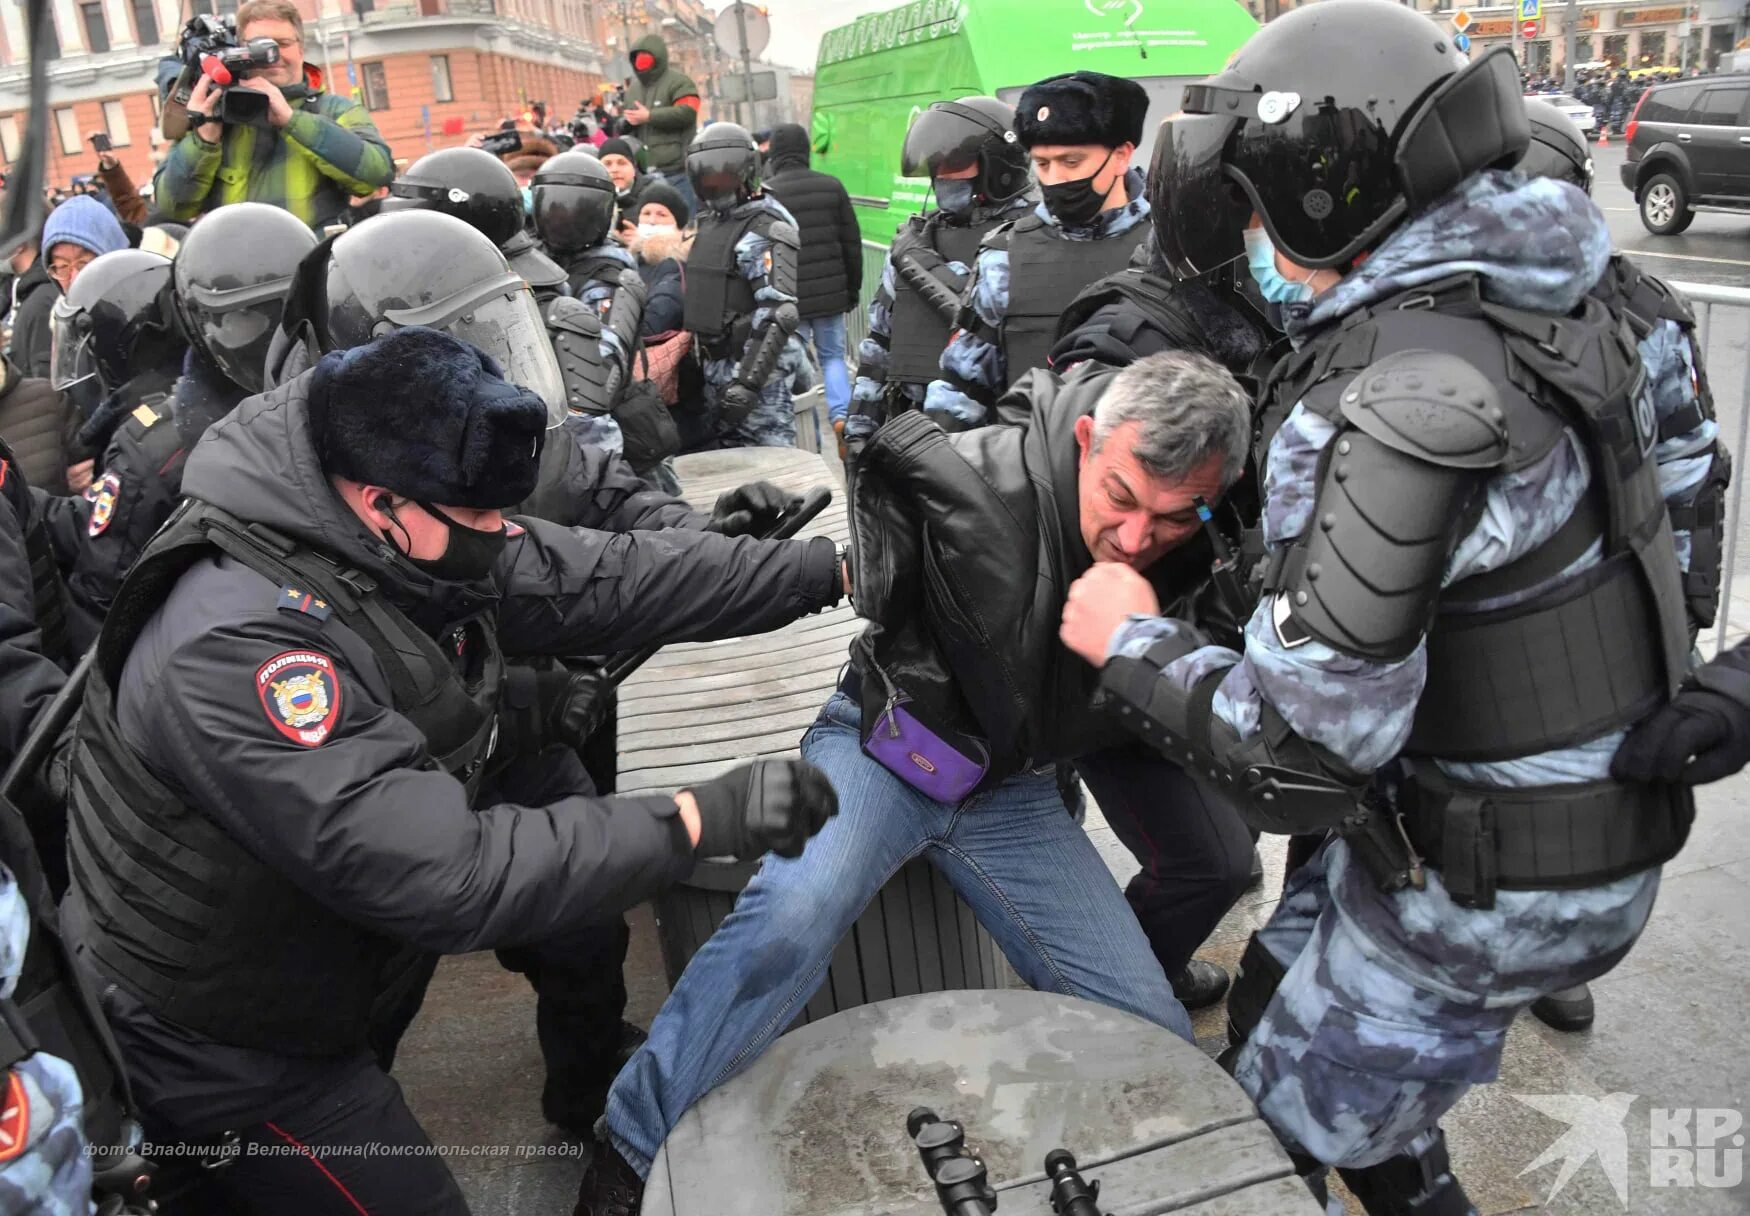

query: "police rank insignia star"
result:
(256, 650), (343, 747)
(278, 584), (334, 622)
(88, 471), (122, 537)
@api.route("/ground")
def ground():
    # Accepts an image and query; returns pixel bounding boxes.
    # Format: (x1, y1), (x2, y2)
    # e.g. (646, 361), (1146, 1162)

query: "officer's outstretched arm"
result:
(148, 617), (695, 955)
(496, 516), (841, 657)
(546, 440), (706, 534)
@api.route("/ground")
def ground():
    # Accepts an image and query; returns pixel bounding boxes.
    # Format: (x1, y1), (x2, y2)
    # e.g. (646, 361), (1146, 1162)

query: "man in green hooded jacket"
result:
(623, 33), (702, 214)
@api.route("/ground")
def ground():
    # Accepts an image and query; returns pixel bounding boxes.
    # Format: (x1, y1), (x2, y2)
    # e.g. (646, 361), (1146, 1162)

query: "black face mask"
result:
(384, 501), (508, 583)
(1041, 151), (1117, 228)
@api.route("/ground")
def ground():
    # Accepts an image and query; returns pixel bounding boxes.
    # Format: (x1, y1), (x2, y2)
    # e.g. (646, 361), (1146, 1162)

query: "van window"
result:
(1640, 84), (1701, 123)
(1688, 86), (1749, 127)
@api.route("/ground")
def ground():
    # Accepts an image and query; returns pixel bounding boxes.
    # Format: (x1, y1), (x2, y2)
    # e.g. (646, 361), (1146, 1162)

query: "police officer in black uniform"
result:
(59, 316), (844, 1215)
(846, 97), (1034, 444)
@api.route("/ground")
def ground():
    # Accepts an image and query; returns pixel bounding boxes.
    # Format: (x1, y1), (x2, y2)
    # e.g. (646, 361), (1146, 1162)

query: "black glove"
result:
(684, 758), (838, 860)
(537, 666), (613, 751)
(720, 381), (761, 427)
(1613, 661), (1750, 785)
(709, 481), (801, 537)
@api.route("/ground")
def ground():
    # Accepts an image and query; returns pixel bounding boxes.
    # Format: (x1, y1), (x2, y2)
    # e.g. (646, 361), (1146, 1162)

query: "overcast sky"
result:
(742, 0), (897, 72)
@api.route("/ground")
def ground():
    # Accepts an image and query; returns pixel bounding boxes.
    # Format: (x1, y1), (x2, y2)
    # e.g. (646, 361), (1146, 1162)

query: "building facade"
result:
(1432, 1), (1742, 76)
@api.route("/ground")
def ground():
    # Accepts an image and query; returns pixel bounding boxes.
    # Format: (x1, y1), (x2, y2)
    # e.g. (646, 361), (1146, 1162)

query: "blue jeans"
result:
(798, 313), (851, 420)
(604, 692), (1190, 1174)
(656, 168), (697, 219)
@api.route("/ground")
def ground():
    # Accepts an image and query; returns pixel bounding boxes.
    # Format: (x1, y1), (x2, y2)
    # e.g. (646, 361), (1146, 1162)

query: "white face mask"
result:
(636, 222), (677, 239)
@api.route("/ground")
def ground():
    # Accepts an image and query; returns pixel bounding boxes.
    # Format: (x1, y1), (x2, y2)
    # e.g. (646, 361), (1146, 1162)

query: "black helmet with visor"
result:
(901, 97), (1030, 205)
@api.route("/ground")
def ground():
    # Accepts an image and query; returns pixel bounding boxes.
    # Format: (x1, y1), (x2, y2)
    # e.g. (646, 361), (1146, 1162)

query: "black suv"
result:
(1620, 73), (1750, 234)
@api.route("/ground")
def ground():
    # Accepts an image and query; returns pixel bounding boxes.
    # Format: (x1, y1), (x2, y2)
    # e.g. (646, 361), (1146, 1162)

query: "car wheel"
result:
(1640, 173), (1695, 235)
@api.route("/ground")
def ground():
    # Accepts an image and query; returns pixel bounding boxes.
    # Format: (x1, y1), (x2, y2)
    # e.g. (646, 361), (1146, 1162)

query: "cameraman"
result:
(153, 0), (393, 231)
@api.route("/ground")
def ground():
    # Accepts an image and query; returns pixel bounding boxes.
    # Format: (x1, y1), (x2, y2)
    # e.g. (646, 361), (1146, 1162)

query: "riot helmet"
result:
(301, 210), (566, 425)
(1151, 1), (1529, 276)
(686, 123), (760, 214)
(50, 248), (182, 416)
(901, 97), (1030, 207)
(530, 151), (617, 255)
(1518, 98), (1593, 194)
(172, 202), (319, 395)
(385, 146), (528, 248)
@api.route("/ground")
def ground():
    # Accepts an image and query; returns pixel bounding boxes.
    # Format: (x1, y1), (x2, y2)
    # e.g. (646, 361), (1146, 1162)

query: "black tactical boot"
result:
(574, 1137), (645, 1216)
(1530, 983), (1595, 1032)
(1338, 1129), (1478, 1216)
(546, 1022), (649, 1139)
(1172, 958), (1232, 1010)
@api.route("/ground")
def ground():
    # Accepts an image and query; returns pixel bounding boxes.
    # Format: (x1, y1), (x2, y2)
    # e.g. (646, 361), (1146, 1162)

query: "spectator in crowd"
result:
(0, 233), (37, 325)
(629, 180), (691, 336)
(152, 0), (394, 230)
(92, 141), (148, 226)
(624, 33), (702, 214)
(0, 354), (73, 495)
(760, 123), (863, 434)
(599, 137), (648, 236)
(12, 197), (127, 382)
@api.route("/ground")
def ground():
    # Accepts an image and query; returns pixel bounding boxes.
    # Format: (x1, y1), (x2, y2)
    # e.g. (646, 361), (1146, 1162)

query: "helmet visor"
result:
(900, 104), (1008, 178)
(206, 305), (279, 395)
(1149, 113), (1248, 279)
(49, 297), (102, 402)
(383, 276), (566, 428)
(531, 181), (614, 253)
(687, 142), (754, 211)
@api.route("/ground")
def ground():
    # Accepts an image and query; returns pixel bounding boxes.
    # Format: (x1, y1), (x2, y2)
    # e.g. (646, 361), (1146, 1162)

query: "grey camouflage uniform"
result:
(0, 863), (93, 1216)
(1107, 171), (1713, 1171)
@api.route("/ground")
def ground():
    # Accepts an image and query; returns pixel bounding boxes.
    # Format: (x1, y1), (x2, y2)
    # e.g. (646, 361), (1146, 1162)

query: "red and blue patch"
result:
(255, 650), (343, 747)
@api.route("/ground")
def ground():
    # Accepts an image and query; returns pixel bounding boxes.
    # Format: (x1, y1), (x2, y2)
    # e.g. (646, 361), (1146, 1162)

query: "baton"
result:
(602, 484), (833, 688)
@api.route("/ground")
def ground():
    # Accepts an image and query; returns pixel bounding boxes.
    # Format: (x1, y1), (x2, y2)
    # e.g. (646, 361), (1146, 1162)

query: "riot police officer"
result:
(847, 96), (1034, 445)
(385, 144), (573, 309)
(530, 150), (652, 457)
(924, 71), (1151, 430)
(59, 317), (844, 1214)
(40, 249), (188, 637)
(683, 122), (809, 448)
(1062, 6), (1707, 1210)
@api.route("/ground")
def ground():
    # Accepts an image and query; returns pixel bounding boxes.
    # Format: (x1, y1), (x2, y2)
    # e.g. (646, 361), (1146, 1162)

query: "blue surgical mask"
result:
(1244, 227), (1314, 306)
(934, 178), (976, 218)
(521, 185), (533, 215)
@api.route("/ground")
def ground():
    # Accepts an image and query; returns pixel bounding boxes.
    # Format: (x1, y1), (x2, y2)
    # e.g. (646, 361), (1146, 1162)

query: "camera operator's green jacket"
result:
(153, 69), (393, 231)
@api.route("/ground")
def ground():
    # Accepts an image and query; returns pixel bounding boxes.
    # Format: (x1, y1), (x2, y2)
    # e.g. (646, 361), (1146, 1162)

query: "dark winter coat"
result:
(625, 35), (700, 175)
(8, 261), (57, 381)
(0, 358), (75, 495)
(761, 126), (863, 320)
(632, 225), (690, 337)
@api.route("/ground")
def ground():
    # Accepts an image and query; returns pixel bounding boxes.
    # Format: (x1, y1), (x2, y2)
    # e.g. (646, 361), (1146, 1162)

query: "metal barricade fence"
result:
(1672, 280), (1750, 658)
(838, 261), (1750, 655)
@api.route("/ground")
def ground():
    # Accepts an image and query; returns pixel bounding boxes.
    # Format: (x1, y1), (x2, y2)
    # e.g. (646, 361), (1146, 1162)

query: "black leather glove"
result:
(684, 758), (838, 860)
(537, 666), (613, 751)
(709, 481), (800, 537)
(1613, 655), (1750, 785)
(720, 381), (761, 427)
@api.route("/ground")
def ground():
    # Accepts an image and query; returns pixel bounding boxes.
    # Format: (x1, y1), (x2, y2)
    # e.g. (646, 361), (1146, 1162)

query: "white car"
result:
(1526, 91), (1597, 137)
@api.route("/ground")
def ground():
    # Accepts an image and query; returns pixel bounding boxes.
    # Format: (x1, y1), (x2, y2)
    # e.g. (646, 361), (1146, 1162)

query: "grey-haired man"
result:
(578, 350), (1259, 1210)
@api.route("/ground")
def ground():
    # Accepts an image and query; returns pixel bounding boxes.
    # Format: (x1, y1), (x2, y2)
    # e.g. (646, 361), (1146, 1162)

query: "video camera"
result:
(162, 14), (282, 136)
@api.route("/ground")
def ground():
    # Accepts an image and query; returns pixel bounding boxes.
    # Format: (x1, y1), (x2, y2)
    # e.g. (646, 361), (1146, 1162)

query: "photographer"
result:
(153, 0), (393, 231)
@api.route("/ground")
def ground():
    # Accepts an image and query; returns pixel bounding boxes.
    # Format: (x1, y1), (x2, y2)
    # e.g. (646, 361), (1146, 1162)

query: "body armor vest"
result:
(683, 210), (761, 353)
(563, 251), (634, 301)
(66, 501), (502, 1055)
(1261, 274), (1690, 764)
(1000, 215), (1146, 383)
(545, 295), (615, 417)
(887, 215), (987, 385)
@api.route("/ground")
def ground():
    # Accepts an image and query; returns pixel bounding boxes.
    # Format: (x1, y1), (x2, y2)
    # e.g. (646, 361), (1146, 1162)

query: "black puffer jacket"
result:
(8, 261), (58, 381)
(761, 124), (862, 320)
(0, 357), (74, 494)
(847, 365), (1235, 787)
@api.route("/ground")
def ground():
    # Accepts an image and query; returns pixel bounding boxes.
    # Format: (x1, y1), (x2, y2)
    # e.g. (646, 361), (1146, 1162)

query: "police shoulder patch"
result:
(88, 472), (122, 537)
(277, 584), (334, 622)
(255, 650), (343, 747)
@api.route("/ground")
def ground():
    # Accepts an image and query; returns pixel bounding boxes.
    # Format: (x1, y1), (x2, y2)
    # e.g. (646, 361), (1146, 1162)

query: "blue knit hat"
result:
(41, 195), (128, 260)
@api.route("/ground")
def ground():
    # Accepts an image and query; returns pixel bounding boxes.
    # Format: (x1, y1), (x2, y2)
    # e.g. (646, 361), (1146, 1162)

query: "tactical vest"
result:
(545, 294), (615, 417)
(887, 215), (987, 385)
(1590, 253), (1728, 630)
(1000, 215), (1147, 383)
(564, 250), (635, 302)
(66, 501), (502, 1055)
(683, 210), (761, 353)
(1258, 273), (1694, 904)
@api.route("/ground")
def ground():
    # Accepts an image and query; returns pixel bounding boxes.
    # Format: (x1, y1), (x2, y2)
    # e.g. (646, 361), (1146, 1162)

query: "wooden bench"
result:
(640, 989), (1319, 1216)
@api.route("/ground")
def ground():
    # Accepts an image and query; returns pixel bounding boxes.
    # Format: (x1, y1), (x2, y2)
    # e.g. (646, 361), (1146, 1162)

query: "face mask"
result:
(387, 501), (508, 583)
(1041, 151), (1116, 228)
(636, 222), (677, 239)
(934, 178), (976, 218)
(1244, 227), (1315, 306)
(520, 185), (533, 215)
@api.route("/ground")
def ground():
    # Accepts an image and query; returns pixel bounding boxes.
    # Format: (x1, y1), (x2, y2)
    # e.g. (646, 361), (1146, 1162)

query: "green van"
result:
(811, 0), (1259, 246)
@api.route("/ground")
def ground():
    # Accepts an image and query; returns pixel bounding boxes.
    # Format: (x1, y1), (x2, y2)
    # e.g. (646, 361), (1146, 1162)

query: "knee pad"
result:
(1338, 1129), (1477, 1216)
(1226, 931), (1288, 1048)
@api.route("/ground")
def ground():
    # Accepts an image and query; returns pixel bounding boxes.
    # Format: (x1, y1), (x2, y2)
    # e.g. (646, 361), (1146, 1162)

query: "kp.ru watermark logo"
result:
(1514, 1094), (1744, 1206)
